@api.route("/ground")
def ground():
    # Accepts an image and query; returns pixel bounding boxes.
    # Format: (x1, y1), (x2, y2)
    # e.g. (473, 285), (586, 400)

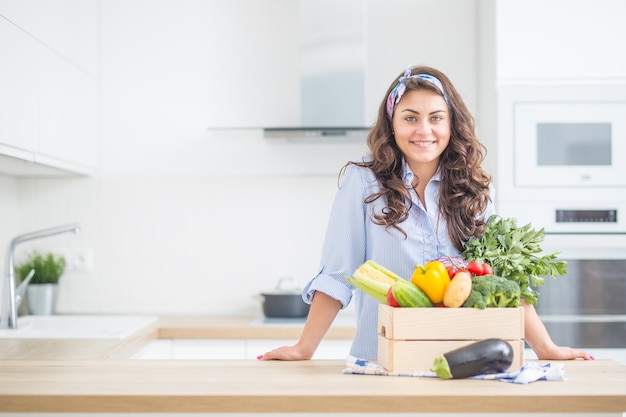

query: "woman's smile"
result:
(409, 139), (437, 147)
(392, 89), (450, 176)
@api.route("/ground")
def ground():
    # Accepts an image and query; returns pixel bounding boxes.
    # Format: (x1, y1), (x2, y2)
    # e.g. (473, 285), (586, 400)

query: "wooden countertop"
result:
(1, 359), (625, 413)
(1, 315), (625, 413)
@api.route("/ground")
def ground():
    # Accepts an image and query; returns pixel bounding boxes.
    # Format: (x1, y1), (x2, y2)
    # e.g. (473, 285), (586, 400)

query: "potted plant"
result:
(15, 250), (67, 315)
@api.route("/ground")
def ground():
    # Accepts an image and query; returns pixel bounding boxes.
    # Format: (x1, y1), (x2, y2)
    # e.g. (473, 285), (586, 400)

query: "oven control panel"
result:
(556, 209), (618, 223)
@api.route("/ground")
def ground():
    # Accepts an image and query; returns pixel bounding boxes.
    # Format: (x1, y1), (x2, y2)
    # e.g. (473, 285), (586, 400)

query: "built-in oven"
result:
(533, 235), (626, 348)
(496, 84), (626, 349)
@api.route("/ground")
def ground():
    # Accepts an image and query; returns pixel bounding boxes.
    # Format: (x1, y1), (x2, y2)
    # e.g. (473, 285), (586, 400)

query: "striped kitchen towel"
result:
(342, 355), (570, 384)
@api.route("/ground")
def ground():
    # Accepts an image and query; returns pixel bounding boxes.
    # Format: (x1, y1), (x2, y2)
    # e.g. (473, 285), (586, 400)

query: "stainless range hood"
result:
(263, 0), (370, 142)
(263, 126), (369, 142)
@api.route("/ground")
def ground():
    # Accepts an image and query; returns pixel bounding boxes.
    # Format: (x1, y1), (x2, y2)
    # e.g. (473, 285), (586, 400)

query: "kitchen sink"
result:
(0, 315), (158, 339)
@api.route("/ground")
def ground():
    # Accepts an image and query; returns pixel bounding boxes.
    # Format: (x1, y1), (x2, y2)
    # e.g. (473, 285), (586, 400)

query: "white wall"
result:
(3, 0), (480, 316)
(15, 175), (339, 315)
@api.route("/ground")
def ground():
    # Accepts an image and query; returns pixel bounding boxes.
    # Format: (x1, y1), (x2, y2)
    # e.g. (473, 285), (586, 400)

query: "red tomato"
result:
(467, 261), (485, 276)
(482, 264), (494, 275)
(446, 266), (459, 279)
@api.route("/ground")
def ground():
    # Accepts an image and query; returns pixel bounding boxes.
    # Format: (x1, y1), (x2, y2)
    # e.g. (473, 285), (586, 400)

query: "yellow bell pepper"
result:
(410, 261), (451, 304)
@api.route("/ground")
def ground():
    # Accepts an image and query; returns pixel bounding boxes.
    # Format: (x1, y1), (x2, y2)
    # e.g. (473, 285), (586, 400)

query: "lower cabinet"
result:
(248, 339), (352, 360)
(133, 339), (352, 360)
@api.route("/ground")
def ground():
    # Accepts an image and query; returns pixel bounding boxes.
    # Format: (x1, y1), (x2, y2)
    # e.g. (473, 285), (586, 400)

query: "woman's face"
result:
(392, 88), (450, 174)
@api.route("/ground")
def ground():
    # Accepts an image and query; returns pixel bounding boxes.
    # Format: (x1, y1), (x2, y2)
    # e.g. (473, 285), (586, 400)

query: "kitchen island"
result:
(0, 316), (625, 414)
(1, 359), (625, 414)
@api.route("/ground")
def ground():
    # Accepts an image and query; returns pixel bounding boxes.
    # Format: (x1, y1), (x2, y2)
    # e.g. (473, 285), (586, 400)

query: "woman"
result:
(260, 65), (592, 362)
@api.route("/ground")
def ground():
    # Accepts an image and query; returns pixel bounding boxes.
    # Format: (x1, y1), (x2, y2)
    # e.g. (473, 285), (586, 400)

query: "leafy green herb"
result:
(461, 215), (567, 305)
(15, 250), (67, 285)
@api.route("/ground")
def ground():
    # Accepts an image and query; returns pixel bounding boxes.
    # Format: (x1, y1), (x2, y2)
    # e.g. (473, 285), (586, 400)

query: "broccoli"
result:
(462, 275), (521, 309)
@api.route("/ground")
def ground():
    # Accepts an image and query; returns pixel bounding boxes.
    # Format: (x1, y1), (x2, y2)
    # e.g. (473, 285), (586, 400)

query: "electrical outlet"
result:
(57, 249), (93, 272)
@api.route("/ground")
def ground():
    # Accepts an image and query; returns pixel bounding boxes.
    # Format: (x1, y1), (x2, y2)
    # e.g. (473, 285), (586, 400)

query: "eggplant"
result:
(431, 338), (514, 379)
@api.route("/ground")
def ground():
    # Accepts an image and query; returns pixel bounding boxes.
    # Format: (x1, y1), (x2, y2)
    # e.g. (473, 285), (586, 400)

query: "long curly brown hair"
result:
(344, 65), (492, 251)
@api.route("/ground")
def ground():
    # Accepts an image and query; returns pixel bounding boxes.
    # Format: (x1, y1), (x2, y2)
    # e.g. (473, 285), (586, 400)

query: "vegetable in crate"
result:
(410, 260), (451, 304)
(467, 260), (493, 276)
(346, 260), (432, 307)
(386, 287), (401, 307)
(431, 256), (467, 279)
(345, 260), (400, 304)
(462, 275), (521, 309)
(462, 215), (568, 305)
(391, 278), (432, 308)
(431, 338), (514, 379)
(442, 270), (472, 308)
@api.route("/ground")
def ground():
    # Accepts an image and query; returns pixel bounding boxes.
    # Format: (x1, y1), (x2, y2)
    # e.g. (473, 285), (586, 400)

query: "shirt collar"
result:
(401, 159), (442, 185)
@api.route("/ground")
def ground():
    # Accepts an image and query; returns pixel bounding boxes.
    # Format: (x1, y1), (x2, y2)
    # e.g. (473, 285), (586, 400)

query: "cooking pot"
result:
(260, 277), (310, 318)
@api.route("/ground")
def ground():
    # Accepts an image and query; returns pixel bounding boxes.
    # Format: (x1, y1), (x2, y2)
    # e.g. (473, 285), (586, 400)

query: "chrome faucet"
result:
(0, 223), (81, 329)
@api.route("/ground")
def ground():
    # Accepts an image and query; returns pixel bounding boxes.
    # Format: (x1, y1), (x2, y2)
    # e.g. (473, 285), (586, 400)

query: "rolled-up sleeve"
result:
(302, 164), (372, 308)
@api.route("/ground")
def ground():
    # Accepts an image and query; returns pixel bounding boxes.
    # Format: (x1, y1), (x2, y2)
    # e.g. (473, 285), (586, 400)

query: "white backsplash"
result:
(5, 173), (346, 316)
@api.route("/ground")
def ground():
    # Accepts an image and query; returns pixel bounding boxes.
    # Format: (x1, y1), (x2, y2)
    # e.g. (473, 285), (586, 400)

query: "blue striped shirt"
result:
(303, 160), (496, 359)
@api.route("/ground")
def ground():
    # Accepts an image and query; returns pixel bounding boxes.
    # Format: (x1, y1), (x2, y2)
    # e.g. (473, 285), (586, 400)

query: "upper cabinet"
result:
(0, 19), (39, 161)
(0, 0), (98, 177)
(496, 0), (626, 82)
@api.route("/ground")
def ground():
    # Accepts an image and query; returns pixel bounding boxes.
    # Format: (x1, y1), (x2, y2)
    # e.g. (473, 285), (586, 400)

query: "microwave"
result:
(496, 84), (626, 234)
(514, 101), (626, 187)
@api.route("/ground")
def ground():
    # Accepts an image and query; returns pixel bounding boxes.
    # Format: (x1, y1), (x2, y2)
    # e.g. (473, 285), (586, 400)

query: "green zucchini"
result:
(391, 279), (432, 307)
(431, 338), (514, 379)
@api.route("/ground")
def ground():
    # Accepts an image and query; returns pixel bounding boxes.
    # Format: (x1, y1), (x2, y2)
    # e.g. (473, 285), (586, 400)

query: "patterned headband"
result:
(386, 67), (449, 121)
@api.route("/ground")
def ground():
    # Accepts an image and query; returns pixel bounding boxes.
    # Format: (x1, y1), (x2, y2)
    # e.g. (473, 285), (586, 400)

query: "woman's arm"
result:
(258, 291), (342, 360)
(522, 299), (594, 360)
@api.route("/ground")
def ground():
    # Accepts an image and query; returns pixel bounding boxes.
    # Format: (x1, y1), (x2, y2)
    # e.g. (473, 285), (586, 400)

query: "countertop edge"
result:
(1, 360), (625, 413)
(3, 394), (625, 414)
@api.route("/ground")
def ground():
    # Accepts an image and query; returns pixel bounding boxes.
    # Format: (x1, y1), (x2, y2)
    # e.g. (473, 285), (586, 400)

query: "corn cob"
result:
(357, 260), (401, 285)
(345, 260), (400, 304)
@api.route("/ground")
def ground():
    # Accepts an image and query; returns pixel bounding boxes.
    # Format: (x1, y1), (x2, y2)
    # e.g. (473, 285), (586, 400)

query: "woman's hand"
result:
(257, 291), (343, 361)
(522, 299), (594, 360)
(534, 342), (595, 361)
(257, 343), (314, 361)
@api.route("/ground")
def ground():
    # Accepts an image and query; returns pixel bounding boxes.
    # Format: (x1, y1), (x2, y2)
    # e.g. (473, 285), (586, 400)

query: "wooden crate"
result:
(377, 304), (525, 373)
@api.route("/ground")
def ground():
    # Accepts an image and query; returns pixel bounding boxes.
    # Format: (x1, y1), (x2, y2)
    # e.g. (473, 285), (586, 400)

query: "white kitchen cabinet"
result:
(36, 44), (98, 173)
(130, 339), (174, 359)
(0, 0), (98, 76)
(246, 338), (351, 360)
(0, 1), (98, 176)
(496, 0), (626, 82)
(132, 339), (248, 360)
(0, 19), (39, 161)
(172, 339), (247, 360)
